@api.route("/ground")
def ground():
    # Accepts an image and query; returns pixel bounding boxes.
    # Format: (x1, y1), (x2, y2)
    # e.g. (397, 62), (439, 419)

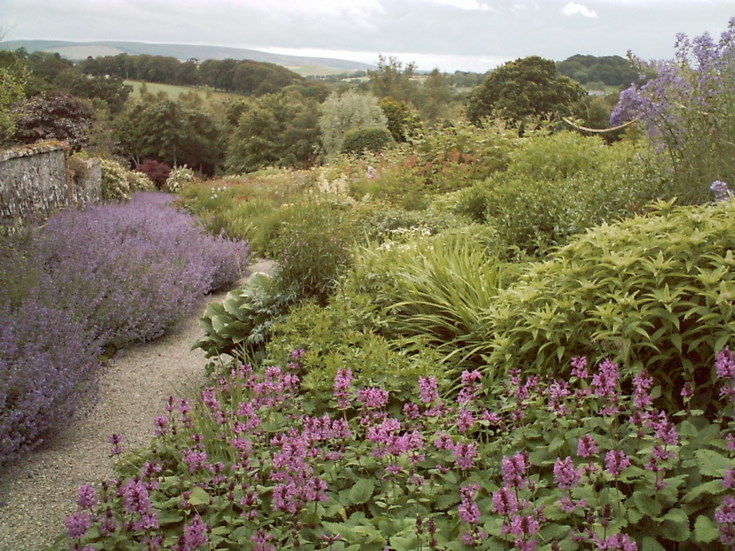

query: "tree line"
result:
(1, 47), (629, 178)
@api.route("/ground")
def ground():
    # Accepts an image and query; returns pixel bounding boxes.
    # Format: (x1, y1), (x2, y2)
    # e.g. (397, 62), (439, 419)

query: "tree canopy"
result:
(466, 56), (587, 127)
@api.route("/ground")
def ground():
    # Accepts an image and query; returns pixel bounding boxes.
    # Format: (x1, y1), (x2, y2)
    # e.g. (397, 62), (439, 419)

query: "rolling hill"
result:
(0, 40), (376, 77)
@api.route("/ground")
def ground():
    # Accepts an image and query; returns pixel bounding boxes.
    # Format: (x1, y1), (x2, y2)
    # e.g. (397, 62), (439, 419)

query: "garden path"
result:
(0, 259), (275, 551)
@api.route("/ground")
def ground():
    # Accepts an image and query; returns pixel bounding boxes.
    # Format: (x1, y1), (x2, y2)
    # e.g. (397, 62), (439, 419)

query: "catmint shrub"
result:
(0, 298), (99, 467)
(34, 192), (249, 346)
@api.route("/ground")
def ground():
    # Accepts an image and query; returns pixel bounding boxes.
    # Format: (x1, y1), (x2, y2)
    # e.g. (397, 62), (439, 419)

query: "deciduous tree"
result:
(467, 56), (587, 127)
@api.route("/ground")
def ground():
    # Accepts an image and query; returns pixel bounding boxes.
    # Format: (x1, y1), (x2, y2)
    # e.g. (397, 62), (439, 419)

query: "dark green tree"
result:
(467, 56), (587, 127)
(226, 91), (321, 173)
(114, 99), (223, 174)
(369, 55), (421, 106)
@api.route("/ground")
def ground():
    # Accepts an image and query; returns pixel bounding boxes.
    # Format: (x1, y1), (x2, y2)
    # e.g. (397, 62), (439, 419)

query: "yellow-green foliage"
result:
(479, 199), (735, 407)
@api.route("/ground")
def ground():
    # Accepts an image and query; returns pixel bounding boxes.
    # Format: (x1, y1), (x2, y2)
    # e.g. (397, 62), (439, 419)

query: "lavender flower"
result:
(711, 181), (732, 202)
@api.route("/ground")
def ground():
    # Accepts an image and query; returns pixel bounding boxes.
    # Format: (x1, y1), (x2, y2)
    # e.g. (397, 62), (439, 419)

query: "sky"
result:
(2, 0), (734, 72)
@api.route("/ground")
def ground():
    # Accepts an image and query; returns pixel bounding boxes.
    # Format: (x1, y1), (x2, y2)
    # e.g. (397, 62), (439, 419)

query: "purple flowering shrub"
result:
(55, 349), (735, 550)
(34, 192), (249, 346)
(0, 299), (99, 466)
(0, 192), (249, 467)
(611, 18), (735, 203)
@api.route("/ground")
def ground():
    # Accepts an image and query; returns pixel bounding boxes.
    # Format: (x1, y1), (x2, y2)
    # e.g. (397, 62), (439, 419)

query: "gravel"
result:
(0, 260), (274, 551)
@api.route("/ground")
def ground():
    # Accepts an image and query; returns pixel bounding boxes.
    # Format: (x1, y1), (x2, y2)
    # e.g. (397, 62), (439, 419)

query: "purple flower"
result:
(180, 514), (209, 551)
(358, 387), (389, 409)
(419, 376), (440, 404)
(459, 484), (481, 524)
(605, 450), (631, 477)
(553, 456), (581, 489)
(577, 435), (599, 459)
(501, 452), (529, 488)
(76, 483), (99, 509)
(592, 533), (638, 551)
(492, 487), (520, 515)
(64, 511), (92, 540)
(711, 181), (732, 202)
(333, 369), (353, 408)
(453, 441), (478, 471)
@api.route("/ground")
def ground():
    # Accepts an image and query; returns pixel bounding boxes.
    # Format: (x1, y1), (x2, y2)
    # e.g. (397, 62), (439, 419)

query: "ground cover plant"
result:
(0, 192), (249, 467)
(54, 348), (735, 550)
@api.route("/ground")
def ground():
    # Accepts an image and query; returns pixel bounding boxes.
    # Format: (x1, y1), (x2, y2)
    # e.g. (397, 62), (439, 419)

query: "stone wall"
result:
(0, 141), (101, 228)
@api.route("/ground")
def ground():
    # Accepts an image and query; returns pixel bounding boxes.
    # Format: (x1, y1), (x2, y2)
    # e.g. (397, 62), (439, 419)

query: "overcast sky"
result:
(2, 0), (734, 72)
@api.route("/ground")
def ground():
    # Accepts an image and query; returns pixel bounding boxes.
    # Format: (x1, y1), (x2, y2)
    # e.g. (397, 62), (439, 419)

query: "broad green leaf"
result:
(694, 449), (732, 477)
(641, 536), (666, 551)
(348, 478), (375, 505)
(694, 514), (720, 543)
(632, 491), (662, 518)
(188, 486), (211, 506)
(660, 508), (690, 542)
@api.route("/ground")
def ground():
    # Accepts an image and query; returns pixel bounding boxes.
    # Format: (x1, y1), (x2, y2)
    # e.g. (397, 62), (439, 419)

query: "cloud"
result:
(561, 2), (599, 17)
(427, 0), (496, 10)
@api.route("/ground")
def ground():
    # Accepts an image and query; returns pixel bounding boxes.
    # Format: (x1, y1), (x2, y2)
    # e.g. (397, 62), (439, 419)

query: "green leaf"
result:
(694, 514), (720, 543)
(188, 486), (211, 506)
(632, 491), (662, 519)
(348, 478), (375, 505)
(683, 479), (726, 503)
(660, 508), (690, 542)
(158, 509), (184, 525)
(695, 449), (732, 477)
(641, 536), (666, 551)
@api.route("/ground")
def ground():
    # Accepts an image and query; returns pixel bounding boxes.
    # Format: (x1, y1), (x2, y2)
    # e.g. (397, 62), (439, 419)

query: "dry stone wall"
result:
(0, 141), (101, 228)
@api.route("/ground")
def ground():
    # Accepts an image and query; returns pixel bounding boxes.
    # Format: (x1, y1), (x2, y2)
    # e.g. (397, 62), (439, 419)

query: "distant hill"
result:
(0, 40), (376, 77)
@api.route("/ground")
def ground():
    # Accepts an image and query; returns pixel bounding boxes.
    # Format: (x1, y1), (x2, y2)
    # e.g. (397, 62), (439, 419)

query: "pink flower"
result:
(605, 450), (631, 477)
(65, 512), (92, 540)
(577, 435), (598, 459)
(419, 376), (440, 403)
(554, 456), (581, 489)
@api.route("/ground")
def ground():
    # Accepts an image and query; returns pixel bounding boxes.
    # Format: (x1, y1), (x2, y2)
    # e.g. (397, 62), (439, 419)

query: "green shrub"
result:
(340, 126), (394, 155)
(478, 199), (735, 409)
(266, 299), (444, 403)
(100, 158), (131, 201)
(457, 137), (671, 256)
(270, 198), (355, 305)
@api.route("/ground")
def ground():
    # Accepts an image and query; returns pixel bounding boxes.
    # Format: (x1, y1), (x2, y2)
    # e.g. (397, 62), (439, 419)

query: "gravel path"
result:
(0, 260), (274, 551)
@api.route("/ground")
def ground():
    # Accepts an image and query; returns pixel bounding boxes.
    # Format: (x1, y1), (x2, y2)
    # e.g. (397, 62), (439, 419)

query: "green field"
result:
(124, 80), (235, 102)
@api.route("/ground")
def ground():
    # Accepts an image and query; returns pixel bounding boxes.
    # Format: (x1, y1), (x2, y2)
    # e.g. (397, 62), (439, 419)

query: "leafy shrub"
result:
(456, 135), (671, 255)
(164, 164), (197, 193)
(478, 199), (735, 409)
(270, 198), (355, 305)
(135, 159), (171, 189)
(340, 126), (394, 155)
(100, 158), (132, 201)
(54, 351), (735, 550)
(611, 19), (735, 203)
